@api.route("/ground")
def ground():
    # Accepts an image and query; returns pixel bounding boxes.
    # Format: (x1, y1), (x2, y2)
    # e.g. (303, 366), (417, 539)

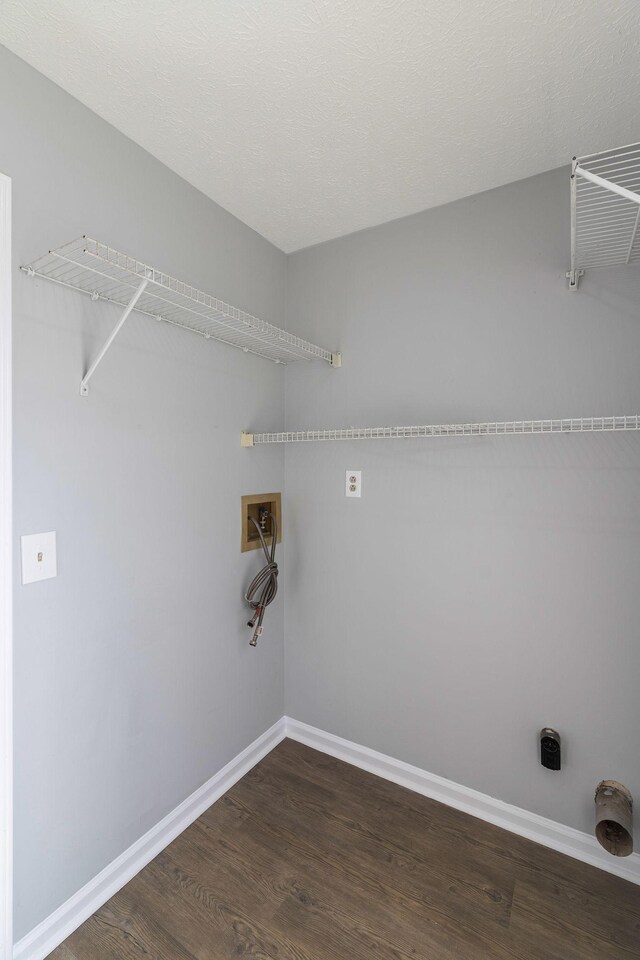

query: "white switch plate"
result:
(21, 531), (57, 584)
(346, 470), (362, 497)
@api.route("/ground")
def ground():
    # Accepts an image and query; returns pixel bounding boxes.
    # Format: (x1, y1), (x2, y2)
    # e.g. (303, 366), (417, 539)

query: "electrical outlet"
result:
(346, 470), (361, 497)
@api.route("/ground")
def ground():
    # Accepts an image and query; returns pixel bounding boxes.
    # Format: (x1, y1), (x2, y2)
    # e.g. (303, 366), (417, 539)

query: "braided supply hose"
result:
(244, 512), (278, 646)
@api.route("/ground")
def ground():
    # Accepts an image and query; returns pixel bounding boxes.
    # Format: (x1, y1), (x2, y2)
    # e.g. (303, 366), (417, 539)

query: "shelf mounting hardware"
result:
(565, 268), (584, 291)
(566, 157), (583, 291)
(80, 277), (148, 396)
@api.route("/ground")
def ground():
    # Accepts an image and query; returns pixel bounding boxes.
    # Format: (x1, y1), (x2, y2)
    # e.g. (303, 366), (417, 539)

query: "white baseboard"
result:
(284, 716), (640, 887)
(14, 718), (286, 960)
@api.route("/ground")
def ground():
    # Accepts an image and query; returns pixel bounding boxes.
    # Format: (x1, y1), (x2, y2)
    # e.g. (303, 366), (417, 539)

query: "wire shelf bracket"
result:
(241, 415), (640, 446)
(79, 278), (148, 396)
(567, 143), (640, 290)
(21, 237), (341, 396)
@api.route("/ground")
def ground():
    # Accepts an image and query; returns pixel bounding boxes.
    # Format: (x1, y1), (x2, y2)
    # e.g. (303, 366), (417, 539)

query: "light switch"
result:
(21, 531), (57, 584)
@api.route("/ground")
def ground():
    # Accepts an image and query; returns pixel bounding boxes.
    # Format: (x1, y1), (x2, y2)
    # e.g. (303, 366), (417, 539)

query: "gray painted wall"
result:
(284, 166), (640, 837)
(1, 46), (287, 940)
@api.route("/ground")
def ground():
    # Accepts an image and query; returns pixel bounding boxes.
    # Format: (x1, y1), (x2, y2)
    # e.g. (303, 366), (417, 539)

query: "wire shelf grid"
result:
(22, 237), (334, 365)
(246, 416), (640, 445)
(571, 143), (640, 276)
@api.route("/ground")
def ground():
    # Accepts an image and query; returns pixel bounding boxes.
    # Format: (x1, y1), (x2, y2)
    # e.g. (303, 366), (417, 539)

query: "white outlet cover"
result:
(346, 470), (362, 498)
(21, 531), (57, 584)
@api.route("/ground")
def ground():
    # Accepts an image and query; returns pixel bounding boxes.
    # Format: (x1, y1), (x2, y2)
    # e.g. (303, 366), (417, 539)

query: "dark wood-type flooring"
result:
(49, 738), (640, 959)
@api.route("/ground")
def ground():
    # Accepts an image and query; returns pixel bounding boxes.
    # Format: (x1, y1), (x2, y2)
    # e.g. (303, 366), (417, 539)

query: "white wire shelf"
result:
(242, 415), (640, 445)
(568, 142), (640, 289)
(22, 237), (340, 393)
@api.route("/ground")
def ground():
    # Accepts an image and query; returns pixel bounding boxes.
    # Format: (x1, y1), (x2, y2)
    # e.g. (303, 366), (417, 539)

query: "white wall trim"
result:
(284, 717), (640, 887)
(14, 718), (286, 960)
(0, 171), (13, 960)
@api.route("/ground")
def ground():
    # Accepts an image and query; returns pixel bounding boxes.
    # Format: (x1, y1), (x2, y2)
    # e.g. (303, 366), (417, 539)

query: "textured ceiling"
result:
(1, 1), (640, 251)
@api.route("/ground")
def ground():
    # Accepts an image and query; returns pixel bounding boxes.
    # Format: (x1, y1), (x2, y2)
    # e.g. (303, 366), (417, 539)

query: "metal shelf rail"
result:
(241, 415), (640, 445)
(22, 237), (341, 395)
(567, 142), (640, 290)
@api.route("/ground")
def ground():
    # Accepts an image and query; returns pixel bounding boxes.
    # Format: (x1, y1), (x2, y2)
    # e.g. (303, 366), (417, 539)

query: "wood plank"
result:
(51, 893), (198, 960)
(507, 875), (640, 959)
(121, 852), (308, 960)
(224, 749), (516, 924)
(204, 768), (523, 959)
